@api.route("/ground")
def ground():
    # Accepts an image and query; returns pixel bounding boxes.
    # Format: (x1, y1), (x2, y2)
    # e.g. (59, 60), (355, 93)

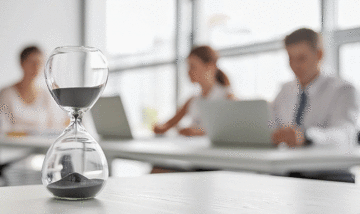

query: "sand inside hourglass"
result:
(47, 173), (104, 199)
(51, 86), (102, 108)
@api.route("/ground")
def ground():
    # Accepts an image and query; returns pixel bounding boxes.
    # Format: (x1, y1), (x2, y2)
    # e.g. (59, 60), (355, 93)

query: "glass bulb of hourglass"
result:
(42, 46), (109, 200)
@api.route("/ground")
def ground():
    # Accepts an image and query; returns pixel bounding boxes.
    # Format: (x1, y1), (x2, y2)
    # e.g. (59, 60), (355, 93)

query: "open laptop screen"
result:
(91, 96), (133, 140)
(199, 100), (273, 147)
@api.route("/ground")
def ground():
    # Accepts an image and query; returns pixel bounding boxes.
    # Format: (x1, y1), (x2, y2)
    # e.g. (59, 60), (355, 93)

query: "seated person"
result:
(271, 28), (359, 150)
(0, 46), (68, 135)
(153, 45), (234, 136)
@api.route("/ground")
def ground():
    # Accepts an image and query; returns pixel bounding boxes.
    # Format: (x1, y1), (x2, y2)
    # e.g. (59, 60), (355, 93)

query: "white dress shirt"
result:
(0, 85), (100, 139)
(0, 86), (68, 134)
(270, 73), (360, 150)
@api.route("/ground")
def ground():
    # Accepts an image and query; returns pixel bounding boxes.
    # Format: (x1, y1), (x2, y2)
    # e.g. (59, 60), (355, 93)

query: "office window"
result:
(197, 0), (321, 49)
(219, 50), (293, 101)
(337, 0), (360, 30)
(104, 65), (176, 137)
(101, 0), (360, 131)
(178, 61), (197, 105)
(340, 43), (360, 90)
(106, 0), (176, 68)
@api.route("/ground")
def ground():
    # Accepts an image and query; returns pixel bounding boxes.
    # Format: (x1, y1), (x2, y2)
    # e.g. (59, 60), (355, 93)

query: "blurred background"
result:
(0, 0), (360, 140)
(1, 0), (360, 186)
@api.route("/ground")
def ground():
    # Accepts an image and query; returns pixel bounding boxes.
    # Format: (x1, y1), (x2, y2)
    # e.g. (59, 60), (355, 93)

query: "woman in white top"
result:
(153, 46), (234, 136)
(0, 46), (68, 135)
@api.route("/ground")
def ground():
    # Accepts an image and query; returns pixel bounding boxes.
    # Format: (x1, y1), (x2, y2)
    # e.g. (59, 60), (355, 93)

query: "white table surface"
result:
(1, 136), (360, 174)
(1, 171), (360, 213)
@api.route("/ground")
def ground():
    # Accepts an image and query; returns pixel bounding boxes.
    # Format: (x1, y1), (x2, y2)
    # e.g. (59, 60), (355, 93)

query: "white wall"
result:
(85, 0), (107, 56)
(0, 0), (82, 89)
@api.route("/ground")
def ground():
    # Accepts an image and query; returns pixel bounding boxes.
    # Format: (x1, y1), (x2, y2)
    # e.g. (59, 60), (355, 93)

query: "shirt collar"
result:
(296, 72), (324, 96)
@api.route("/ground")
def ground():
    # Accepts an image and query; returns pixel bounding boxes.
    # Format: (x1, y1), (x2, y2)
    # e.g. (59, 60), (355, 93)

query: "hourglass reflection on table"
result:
(41, 46), (109, 200)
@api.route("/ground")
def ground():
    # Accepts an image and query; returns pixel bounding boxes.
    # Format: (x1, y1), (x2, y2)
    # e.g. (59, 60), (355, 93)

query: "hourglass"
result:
(41, 46), (109, 200)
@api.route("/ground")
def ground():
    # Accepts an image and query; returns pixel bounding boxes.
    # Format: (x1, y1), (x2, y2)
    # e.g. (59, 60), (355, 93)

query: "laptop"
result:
(91, 96), (133, 140)
(199, 100), (274, 148)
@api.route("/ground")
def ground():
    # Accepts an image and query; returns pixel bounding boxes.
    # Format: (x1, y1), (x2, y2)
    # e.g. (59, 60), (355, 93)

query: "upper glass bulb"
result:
(45, 46), (108, 116)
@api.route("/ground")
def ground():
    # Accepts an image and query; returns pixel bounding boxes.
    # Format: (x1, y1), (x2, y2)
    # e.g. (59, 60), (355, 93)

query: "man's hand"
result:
(272, 125), (306, 147)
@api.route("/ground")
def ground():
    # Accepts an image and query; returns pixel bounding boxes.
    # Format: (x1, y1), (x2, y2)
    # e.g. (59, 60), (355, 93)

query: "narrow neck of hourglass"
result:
(70, 110), (83, 122)
(68, 112), (85, 132)
(70, 115), (82, 123)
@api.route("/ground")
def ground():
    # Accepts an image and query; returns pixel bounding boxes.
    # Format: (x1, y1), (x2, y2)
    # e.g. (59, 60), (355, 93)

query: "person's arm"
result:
(153, 98), (194, 134)
(178, 127), (205, 136)
(305, 85), (359, 149)
(0, 91), (15, 134)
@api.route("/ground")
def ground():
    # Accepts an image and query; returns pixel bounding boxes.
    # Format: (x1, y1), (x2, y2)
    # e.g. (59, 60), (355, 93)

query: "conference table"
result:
(1, 135), (360, 175)
(1, 171), (360, 213)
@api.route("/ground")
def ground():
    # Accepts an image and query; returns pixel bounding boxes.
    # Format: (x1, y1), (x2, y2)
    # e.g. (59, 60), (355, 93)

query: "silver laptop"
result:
(199, 100), (274, 148)
(91, 96), (133, 140)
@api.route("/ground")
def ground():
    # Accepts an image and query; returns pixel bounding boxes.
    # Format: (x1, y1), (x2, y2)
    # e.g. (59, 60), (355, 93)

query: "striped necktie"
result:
(295, 91), (307, 126)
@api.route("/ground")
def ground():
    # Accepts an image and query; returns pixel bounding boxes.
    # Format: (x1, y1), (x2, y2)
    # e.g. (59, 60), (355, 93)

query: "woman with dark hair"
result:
(0, 46), (68, 135)
(154, 45), (234, 136)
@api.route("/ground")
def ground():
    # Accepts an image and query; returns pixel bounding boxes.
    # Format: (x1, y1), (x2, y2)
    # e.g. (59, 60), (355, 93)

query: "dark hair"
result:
(189, 45), (230, 86)
(20, 46), (42, 64)
(284, 28), (320, 50)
